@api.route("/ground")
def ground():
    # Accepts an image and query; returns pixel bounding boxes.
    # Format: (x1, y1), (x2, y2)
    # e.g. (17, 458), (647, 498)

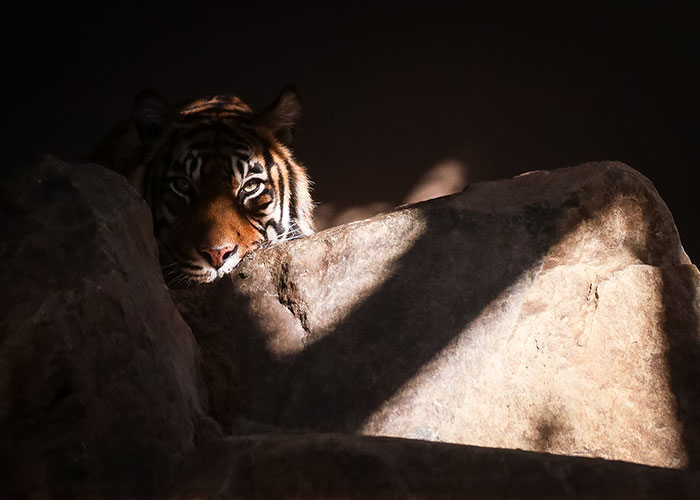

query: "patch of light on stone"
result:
(294, 208), (429, 341)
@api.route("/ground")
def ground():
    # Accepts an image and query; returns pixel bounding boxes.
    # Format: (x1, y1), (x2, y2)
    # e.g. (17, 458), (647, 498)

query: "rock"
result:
(172, 161), (700, 469)
(314, 158), (468, 230)
(3, 156), (700, 498)
(0, 156), (218, 498)
(174, 434), (700, 500)
(402, 158), (468, 204)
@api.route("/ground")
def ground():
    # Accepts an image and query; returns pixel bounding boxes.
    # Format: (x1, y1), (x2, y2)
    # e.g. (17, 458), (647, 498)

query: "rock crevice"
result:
(270, 257), (312, 341)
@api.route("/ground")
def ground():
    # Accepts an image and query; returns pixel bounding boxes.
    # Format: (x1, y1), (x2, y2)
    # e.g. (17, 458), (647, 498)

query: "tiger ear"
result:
(256, 85), (301, 146)
(132, 89), (173, 145)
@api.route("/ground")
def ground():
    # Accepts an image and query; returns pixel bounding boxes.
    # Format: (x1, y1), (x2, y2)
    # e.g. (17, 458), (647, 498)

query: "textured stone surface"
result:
(3, 156), (700, 498)
(173, 161), (700, 469)
(0, 156), (218, 498)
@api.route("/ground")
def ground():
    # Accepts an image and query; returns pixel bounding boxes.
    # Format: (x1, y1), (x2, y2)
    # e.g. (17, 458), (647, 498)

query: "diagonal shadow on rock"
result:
(180, 174), (599, 432)
(176, 195), (564, 434)
(174, 163), (700, 468)
(271, 203), (562, 431)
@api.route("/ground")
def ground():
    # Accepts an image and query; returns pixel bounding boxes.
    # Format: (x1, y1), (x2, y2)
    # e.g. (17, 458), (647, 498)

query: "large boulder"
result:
(0, 157), (219, 498)
(172, 161), (700, 469)
(2, 156), (699, 498)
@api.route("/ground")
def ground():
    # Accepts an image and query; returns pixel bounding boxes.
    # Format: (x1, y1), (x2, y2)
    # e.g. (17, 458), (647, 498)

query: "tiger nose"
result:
(200, 245), (237, 269)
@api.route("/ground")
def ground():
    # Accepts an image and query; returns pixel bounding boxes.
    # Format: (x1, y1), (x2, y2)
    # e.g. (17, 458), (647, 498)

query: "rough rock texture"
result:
(173, 161), (700, 470)
(0, 157), (219, 498)
(2, 156), (700, 498)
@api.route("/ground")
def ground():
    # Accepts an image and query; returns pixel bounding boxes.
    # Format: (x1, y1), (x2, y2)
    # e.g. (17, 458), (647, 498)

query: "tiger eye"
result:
(242, 179), (261, 193)
(170, 177), (192, 195)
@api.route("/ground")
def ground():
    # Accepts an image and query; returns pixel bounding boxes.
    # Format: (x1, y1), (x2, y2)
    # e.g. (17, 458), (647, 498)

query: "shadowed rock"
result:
(2, 156), (700, 498)
(0, 156), (220, 498)
(174, 434), (700, 500)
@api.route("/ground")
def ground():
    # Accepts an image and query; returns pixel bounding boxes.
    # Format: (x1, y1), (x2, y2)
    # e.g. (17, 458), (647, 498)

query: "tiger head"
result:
(107, 87), (315, 286)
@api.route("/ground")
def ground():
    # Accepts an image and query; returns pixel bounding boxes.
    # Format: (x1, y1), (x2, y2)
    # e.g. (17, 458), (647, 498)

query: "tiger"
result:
(92, 86), (315, 287)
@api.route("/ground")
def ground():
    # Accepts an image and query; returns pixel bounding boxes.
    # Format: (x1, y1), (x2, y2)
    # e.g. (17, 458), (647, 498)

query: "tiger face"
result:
(111, 87), (314, 286)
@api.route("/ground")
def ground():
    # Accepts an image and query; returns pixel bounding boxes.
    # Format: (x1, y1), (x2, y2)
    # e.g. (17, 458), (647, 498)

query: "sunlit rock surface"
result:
(2, 156), (699, 498)
(173, 161), (700, 469)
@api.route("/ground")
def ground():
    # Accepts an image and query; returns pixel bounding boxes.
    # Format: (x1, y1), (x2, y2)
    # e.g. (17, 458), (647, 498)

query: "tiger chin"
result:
(92, 86), (315, 287)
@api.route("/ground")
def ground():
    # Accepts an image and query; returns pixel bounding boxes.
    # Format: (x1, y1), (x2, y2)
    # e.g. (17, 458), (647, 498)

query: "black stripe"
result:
(187, 138), (250, 152)
(253, 200), (273, 212)
(264, 149), (285, 226)
(265, 219), (285, 236)
(249, 219), (266, 235)
(277, 163), (286, 226)
(235, 159), (247, 177)
(180, 122), (241, 140)
(182, 121), (250, 140)
(249, 161), (264, 175)
(262, 149), (274, 170)
(285, 158), (298, 221)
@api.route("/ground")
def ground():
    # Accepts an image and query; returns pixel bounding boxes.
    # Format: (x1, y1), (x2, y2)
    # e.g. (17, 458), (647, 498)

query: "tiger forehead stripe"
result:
(248, 161), (264, 175)
(184, 153), (202, 179)
(180, 95), (252, 115)
(180, 121), (256, 150)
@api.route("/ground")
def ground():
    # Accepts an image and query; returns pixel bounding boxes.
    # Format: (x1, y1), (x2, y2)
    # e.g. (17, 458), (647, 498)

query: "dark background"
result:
(4, 4), (698, 261)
